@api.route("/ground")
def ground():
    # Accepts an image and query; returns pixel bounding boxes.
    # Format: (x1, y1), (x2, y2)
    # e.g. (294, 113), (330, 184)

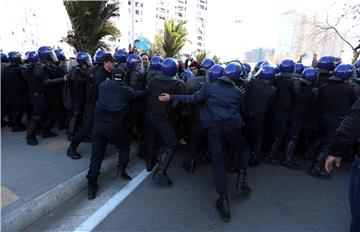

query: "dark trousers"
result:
(272, 109), (289, 141)
(317, 114), (341, 153)
(71, 102), (95, 147)
(188, 119), (206, 160)
(87, 120), (129, 181)
(27, 94), (47, 137)
(68, 96), (86, 133)
(207, 127), (249, 195)
(349, 157), (360, 232)
(245, 113), (265, 150)
(145, 111), (177, 163)
(7, 92), (25, 127)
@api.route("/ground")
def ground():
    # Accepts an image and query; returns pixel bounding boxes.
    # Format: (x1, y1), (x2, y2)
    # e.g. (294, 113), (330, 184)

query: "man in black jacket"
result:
(325, 98), (360, 232)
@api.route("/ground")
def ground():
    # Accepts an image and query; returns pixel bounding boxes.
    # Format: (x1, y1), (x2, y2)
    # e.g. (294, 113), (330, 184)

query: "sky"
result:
(1, 0), (355, 61)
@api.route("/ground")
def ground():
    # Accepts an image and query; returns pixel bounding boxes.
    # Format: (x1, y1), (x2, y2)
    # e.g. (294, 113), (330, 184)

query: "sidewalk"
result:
(1, 126), (123, 230)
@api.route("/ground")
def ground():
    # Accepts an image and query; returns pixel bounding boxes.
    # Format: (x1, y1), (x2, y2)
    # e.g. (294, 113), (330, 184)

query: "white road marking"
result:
(74, 169), (150, 232)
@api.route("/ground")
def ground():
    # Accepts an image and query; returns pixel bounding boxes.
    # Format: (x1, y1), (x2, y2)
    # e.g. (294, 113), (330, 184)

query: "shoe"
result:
(116, 163), (132, 181)
(67, 146), (81, 160)
(26, 136), (38, 146)
(11, 124), (27, 132)
(82, 136), (91, 143)
(216, 195), (230, 222)
(152, 170), (172, 186)
(88, 183), (98, 200)
(236, 169), (252, 194)
(67, 134), (75, 141)
(263, 155), (278, 165)
(282, 159), (301, 170)
(182, 159), (196, 174)
(41, 131), (58, 138)
(226, 163), (239, 173)
(146, 158), (156, 172)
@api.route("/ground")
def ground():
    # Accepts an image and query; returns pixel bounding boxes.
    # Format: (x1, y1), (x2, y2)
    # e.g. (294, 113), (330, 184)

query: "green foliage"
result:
(162, 19), (189, 58)
(63, 0), (120, 54)
(195, 50), (208, 64)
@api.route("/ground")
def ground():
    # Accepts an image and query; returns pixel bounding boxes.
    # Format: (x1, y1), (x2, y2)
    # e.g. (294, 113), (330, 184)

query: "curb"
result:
(2, 155), (119, 232)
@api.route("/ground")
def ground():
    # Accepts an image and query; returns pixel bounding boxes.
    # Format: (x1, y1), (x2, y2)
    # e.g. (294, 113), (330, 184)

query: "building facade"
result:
(245, 48), (275, 63)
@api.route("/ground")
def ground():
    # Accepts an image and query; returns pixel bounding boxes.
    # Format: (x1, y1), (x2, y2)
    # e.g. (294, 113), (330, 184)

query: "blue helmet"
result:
(114, 48), (128, 63)
(294, 63), (305, 74)
(149, 55), (164, 71)
(38, 46), (58, 62)
(28, 51), (38, 63)
(161, 58), (177, 76)
(242, 63), (251, 74)
(76, 51), (93, 66)
(208, 64), (224, 82)
(254, 60), (270, 72)
(331, 64), (353, 81)
(126, 53), (142, 69)
(301, 67), (318, 83)
(254, 65), (276, 80)
(224, 62), (242, 81)
(317, 56), (336, 71)
(180, 70), (193, 82)
(8, 51), (22, 63)
(201, 58), (215, 70)
(94, 49), (107, 64)
(333, 56), (342, 67)
(55, 49), (66, 61)
(1, 52), (9, 63)
(279, 59), (295, 73)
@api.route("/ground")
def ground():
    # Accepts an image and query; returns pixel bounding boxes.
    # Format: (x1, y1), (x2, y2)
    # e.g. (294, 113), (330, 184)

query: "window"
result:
(128, 0), (131, 5)
(128, 8), (131, 13)
(135, 9), (139, 14)
(197, 42), (202, 47)
(177, 12), (183, 17)
(197, 36), (202, 41)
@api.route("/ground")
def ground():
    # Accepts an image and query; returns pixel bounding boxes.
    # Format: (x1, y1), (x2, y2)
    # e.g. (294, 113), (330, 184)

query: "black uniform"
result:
(244, 78), (276, 166)
(67, 66), (89, 140)
(87, 77), (144, 199)
(282, 79), (318, 169)
(309, 79), (353, 179)
(67, 65), (107, 159)
(145, 74), (185, 185)
(2, 63), (28, 131)
(265, 73), (300, 164)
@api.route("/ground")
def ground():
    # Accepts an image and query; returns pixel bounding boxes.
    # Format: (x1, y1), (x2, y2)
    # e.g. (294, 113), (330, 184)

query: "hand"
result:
(325, 155), (342, 173)
(63, 75), (68, 81)
(158, 93), (170, 102)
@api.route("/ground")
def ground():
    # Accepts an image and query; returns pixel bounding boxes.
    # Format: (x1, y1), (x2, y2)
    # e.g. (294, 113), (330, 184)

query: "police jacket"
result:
(317, 71), (332, 86)
(272, 73), (300, 111)
(147, 74), (185, 118)
(129, 70), (146, 90)
(28, 62), (65, 95)
(290, 80), (318, 118)
(146, 69), (161, 86)
(69, 66), (88, 98)
(114, 63), (128, 75)
(171, 76), (245, 129)
(245, 78), (276, 117)
(317, 80), (352, 117)
(88, 66), (110, 103)
(95, 79), (145, 122)
(2, 63), (28, 96)
(328, 98), (360, 157)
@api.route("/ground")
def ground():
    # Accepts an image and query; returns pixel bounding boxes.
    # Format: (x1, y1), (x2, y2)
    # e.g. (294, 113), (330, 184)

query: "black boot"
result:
(249, 144), (261, 167)
(11, 112), (27, 132)
(309, 152), (332, 180)
(67, 143), (81, 160)
(304, 141), (320, 160)
(152, 149), (174, 186)
(182, 159), (196, 174)
(88, 180), (98, 200)
(116, 163), (132, 180)
(282, 139), (301, 169)
(67, 114), (78, 141)
(236, 169), (252, 193)
(146, 155), (156, 172)
(200, 151), (212, 165)
(26, 116), (40, 146)
(264, 138), (280, 165)
(216, 194), (230, 222)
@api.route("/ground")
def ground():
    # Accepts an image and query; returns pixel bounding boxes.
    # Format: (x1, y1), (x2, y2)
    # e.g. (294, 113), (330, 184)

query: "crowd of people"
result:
(1, 47), (359, 227)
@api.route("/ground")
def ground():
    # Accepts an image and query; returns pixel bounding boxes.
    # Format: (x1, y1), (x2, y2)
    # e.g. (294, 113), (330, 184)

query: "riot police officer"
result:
(66, 50), (107, 159)
(26, 46), (66, 145)
(2, 51), (28, 132)
(87, 66), (145, 200)
(264, 59), (300, 164)
(114, 48), (128, 73)
(159, 62), (251, 223)
(282, 67), (318, 169)
(145, 58), (185, 185)
(244, 65), (277, 167)
(309, 64), (354, 179)
(146, 55), (163, 84)
(67, 52), (92, 142)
